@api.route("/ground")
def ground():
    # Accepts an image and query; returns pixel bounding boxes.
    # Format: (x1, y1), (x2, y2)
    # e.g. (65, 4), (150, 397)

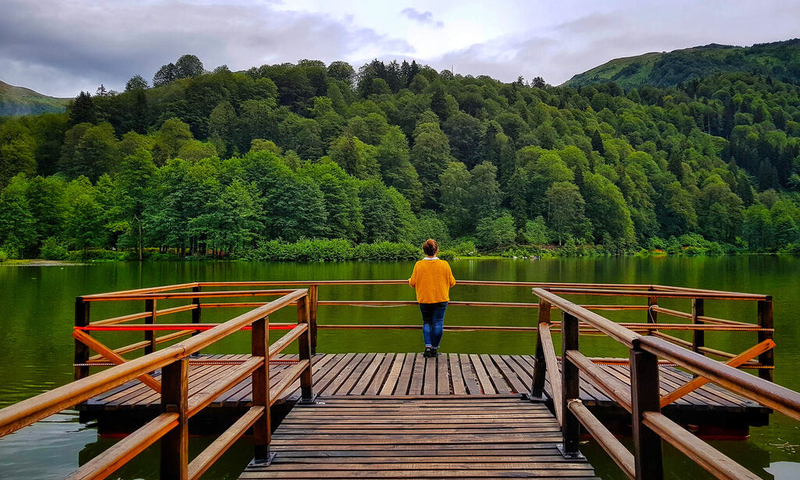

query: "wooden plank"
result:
(334, 353), (376, 396)
(365, 353), (394, 396)
(470, 354), (496, 395)
(459, 354), (481, 395)
(409, 354), (426, 395)
(480, 354), (511, 394)
(437, 355), (450, 395)
(450, 354), (466, 395)
(352, 353), (385, 396)
(424, 356), (437, 395)
(394, 353), (416, 396)
(379, 354), (405, 396)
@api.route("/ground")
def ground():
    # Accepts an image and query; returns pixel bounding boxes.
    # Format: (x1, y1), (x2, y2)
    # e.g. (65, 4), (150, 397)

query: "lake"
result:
(0, 257), (798, 479)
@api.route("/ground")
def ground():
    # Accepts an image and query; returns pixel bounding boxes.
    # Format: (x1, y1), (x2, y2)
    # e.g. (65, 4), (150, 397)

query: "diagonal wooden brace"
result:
(660, 339), (775, 408)
(72, 329), (161, 393)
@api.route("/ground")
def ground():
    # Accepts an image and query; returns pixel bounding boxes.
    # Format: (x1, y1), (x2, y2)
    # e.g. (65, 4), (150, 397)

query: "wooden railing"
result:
(0, 289), (313, 480)
(530, 287), (797, 480)
(72, 281), (774, 384)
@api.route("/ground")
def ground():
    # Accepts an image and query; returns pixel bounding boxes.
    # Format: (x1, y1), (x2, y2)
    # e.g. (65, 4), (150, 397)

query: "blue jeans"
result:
(419, 302), (448, 348)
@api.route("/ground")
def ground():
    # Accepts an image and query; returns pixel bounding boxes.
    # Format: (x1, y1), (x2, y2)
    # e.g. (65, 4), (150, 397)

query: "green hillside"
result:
(0, 81), (69, 116)
(564, 39), (800, 89)
(2, 55), (800, 261)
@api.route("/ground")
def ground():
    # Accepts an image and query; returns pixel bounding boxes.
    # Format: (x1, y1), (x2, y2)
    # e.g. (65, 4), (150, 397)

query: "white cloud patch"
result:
(1, 0), (799, 96)
(0, 0), (413, 96)
(400, 8), (444, 28)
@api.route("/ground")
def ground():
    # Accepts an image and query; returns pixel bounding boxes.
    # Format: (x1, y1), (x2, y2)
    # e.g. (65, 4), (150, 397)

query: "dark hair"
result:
(422, 239), (438, 256)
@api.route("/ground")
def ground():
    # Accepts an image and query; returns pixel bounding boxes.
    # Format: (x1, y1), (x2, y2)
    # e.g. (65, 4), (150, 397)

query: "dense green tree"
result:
(581, 172), (635, 245)
(0, 175), (36, 256)
(329, 136), (379, 180)
(298, 160), (364, 240)
(125, 75), (149, 91)
(545, 182), (590, 244)
(175, 54), (205, 79)
(375, 127), (422, 209)
(0, 122), (37, 188)
(475, 213), (516, 249)
(410, 122), (455, 208)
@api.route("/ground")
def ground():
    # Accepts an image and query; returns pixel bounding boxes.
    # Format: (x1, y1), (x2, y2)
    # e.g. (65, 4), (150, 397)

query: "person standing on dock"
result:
(408, 239), (456, 358)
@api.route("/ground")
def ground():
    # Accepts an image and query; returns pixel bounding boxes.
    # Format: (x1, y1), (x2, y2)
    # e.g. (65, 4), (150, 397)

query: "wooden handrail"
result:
(569, 400), (635, 479)
(642, 412), (761, 480)
(65, 413), (179, 480)
(529, 287), (794, 480)
(0, 289), (307, 437)
(83, 289), (298, 302)
(533, 288), (640, 348)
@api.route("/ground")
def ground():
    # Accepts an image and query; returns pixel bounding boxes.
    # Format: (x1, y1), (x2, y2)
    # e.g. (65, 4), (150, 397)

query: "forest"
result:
(1, 54), (799, 261)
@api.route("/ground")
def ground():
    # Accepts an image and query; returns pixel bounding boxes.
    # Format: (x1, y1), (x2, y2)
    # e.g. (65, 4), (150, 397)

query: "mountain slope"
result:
(563, 39), (800, 89)
(0, 81), (69, 116)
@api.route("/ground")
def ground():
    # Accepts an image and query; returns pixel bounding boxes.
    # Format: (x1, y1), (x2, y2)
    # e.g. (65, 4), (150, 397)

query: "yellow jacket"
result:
(408, 258), (456, 303)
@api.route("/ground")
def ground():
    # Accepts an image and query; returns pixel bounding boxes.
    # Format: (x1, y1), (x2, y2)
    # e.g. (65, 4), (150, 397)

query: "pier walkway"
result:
(240, 396), (598, 479)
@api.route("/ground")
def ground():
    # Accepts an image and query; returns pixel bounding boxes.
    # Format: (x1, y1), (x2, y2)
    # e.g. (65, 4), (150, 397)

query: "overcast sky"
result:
(2, 0), (799, 97)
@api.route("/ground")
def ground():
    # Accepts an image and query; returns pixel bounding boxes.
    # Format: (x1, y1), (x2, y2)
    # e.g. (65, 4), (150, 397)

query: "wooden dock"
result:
(240, 396), (598, 479)
(3, 281), (792, 480)
(79, 352), (770, 436)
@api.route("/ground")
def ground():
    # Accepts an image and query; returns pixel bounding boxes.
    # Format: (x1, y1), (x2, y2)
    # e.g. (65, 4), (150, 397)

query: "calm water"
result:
(0, 257), (798, 479)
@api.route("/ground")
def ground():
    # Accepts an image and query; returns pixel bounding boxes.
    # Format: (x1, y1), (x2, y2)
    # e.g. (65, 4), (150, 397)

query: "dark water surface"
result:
(0, 257), (798, 479)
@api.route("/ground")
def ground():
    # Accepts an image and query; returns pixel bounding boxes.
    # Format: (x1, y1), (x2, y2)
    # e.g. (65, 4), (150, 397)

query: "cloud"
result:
(0, 0), (413, 97)
(400, 8), (444, 28)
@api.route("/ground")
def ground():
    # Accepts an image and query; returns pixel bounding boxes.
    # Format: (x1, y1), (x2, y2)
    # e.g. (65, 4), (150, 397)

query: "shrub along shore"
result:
(3, 235), (797, 264)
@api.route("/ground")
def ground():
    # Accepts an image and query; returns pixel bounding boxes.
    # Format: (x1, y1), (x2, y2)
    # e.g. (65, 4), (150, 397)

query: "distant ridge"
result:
(0, 80), (69, 116)
(563, 39), (800, 89)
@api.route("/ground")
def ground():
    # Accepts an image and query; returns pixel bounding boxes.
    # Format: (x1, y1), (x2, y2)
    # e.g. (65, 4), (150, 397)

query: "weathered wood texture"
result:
(79, 353), (769, 430)
(240, 397), (599, 479)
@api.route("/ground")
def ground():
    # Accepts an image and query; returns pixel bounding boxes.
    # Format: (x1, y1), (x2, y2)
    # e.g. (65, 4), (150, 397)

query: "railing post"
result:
(297, 293), (314, 402)
(758, 299), (774, 382)
(530, 298), (549, 400)
(160, 358), (189, 480)
(145, 298), (157, 354)
(692, 299), (704, 356)
(630, 344), (663, 480)
(74, 298), (90, 381)
(560, 312), (581, 458)
(191, 286), (201, 331)
(308, 285), (318, 354)
(251, 316), (273, 464)
(647, 296), (658, 325)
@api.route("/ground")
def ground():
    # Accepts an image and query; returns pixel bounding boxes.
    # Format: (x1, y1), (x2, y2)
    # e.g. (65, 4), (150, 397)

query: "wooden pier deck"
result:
(79, 352), (770, 435)
(240, 396), (598, 479)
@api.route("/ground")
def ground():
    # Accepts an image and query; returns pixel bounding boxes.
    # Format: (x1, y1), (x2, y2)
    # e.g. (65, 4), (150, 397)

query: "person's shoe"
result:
(424, 346), (434, 358)
(432, 347), (439, 357)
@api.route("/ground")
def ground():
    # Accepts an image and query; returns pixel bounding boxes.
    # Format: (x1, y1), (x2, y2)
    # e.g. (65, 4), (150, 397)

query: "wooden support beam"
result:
(160, 359), (188, 480)
(309, 285), (318, 354)
(145, 299), (156, 355)
(758, 300), (774, 382)
(660, 340), (775, 408)
(539, 322), (561, 425)
(561, 312), (580, 457)
(297, 295), (314, 402)
(74, 298), (90, 381)
(251, 316), (271, 463)
(630, 345), (663, 480)
(530, 299), (549, 399)
(72, 329), (161, 393)
(692, 299), (704, 356)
